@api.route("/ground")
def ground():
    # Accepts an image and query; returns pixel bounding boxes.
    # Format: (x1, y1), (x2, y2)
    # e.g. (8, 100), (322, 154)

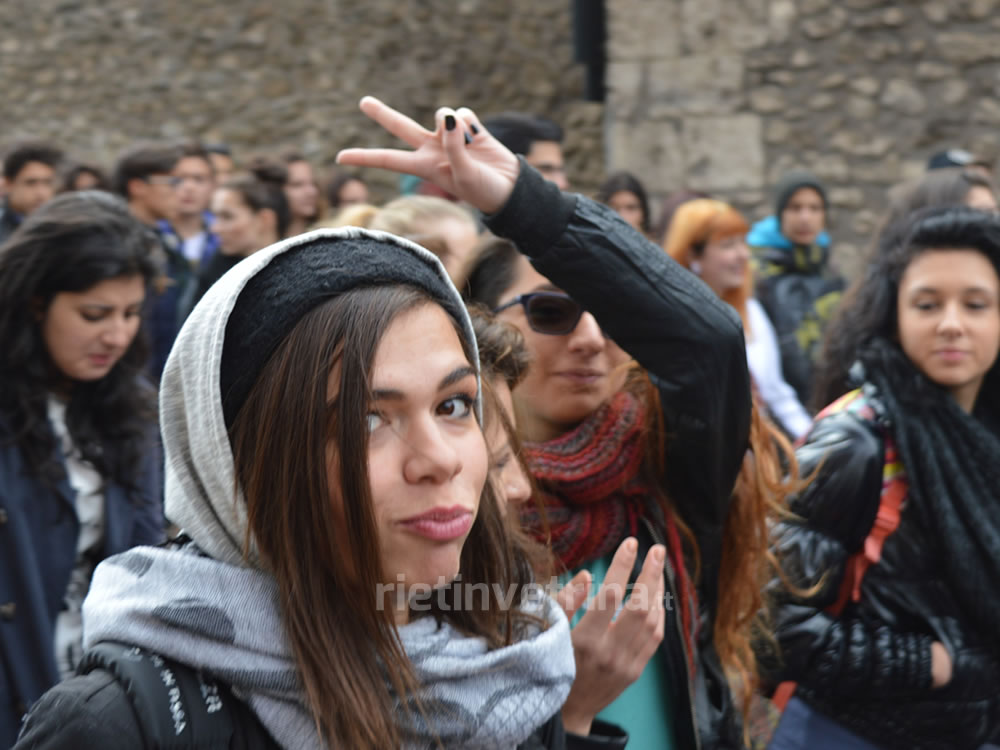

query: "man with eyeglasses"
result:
(159, 142), (220, 289)
(0, 141), (64, 246)
(113, 142), (189, 379)
(482, 112), (569, 190)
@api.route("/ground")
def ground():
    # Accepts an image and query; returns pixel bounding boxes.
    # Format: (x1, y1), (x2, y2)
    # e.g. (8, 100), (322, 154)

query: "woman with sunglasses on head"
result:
(765, 206), (1000, 749)
(339, 97), (796, 749)
(0, 191), (164, 747)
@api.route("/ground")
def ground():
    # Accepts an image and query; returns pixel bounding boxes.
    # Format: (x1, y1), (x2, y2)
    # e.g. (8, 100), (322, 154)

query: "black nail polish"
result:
(445, 114), (456, 131)
(464, 132), (472, 145)
(470, 123), (479, 135)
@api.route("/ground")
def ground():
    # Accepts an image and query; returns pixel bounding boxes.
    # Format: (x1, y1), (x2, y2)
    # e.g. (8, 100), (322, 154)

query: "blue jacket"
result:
(0, 419), (164, 746)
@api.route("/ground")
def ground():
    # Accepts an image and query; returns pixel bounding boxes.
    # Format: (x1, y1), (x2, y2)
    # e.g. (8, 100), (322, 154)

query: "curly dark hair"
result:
(813, 205), (1000, 416)
(0, 190), (160, 497)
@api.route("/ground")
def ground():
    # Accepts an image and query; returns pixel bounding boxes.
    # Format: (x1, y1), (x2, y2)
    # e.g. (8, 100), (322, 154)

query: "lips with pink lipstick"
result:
(934, 348), (970, 363)
(555, 368), (604, 386)
(399, 505), (473, 541)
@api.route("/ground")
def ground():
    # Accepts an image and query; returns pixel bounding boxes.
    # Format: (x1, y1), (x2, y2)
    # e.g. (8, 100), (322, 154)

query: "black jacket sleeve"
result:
(767, 411), (935, 697)
(484, 160), (752, 603)
(14, 670), (144, 749)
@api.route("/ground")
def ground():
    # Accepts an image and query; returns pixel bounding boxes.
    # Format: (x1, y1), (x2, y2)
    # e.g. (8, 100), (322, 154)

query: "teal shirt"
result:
(564, 554), (677, 749)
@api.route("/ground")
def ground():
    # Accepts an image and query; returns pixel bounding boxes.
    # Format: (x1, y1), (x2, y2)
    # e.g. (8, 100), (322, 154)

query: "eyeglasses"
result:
(493, 292), (584, 335)
(144, 175), (183, 188)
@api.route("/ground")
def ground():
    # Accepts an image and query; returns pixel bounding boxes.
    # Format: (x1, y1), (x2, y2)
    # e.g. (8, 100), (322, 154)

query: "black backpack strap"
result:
(77, 641), (275, 749)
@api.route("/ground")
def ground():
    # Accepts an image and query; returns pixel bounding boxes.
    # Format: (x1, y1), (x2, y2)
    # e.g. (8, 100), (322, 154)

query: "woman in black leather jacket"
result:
(766, 206), (1000, 750)
(339, 98), (804, 749)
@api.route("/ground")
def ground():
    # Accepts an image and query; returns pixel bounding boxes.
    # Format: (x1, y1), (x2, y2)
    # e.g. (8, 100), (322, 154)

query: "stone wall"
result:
(0, 0), (604, 201)
(606, 0), (1000, 278)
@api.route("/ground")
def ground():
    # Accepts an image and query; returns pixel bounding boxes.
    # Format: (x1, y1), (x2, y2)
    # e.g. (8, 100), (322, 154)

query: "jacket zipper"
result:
(641, 516), (702, 750)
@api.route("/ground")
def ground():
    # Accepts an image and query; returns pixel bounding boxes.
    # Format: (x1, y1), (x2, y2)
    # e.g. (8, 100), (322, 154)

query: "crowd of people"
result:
(2, 97), (999, 749)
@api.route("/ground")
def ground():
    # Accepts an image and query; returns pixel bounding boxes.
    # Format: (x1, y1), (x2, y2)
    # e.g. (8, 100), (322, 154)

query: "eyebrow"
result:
(911, 285), (997, 295)
(79, 300), (144, 310)
(531, 284), (562, 293)
(371, 365), (478, 401)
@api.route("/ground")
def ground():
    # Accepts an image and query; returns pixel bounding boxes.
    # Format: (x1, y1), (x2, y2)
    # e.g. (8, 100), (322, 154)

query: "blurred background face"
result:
(208, 152), (235, 183)
(607, 190), (644, 232)
(486, 377), (532, 510)
(173, 156), (215, 217)
(285, 160), (319, 222)
(897, 248), (1000, 410)
(697, 234), (750, 296)
(496, 254), (618, 442)
(965, 185), (999, 213)
(70, 170), (101, 192)
(41, 275), (145, 382)
(6, 161), (57, 216)
(780, 187), (825, 245)
(525, 141), (568, 190)
(211, 188), (267, 257)
(432, 216), (479, 283)
(337, 178), (369, 207)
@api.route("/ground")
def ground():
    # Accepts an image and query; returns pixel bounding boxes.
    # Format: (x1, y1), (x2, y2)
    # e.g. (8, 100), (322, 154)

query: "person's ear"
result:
(126, 177), (146, 201)
(256, 208), (279, 241)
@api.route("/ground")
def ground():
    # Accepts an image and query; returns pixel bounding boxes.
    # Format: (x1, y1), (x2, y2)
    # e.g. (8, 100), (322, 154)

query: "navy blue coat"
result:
(0, 419), (164, 747)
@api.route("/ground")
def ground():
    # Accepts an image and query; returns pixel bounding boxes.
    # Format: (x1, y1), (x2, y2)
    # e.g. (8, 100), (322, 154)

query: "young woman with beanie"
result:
(337, 97), (799, 749)
(0, 191), (164, 747)
(766, 206), (1000, 749)
(746, 170), (845, 408)
(664, 198), (812, 439)
(16, 160), (667, 746)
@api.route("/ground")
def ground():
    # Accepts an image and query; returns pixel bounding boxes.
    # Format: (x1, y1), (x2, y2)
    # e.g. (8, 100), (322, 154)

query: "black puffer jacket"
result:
(487, 160), (752, 749)
(767, 386), (1000, 750)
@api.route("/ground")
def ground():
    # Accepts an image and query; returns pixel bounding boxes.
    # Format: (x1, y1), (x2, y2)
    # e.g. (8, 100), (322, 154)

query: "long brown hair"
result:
(229, 285), (542, 747)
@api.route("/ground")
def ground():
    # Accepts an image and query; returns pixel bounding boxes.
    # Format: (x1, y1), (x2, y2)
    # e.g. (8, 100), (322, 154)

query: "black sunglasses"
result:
(493, 292), (584, 335)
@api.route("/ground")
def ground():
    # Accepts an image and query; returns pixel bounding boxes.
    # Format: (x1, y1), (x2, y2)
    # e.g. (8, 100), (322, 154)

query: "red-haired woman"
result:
(664, 199), (812, 440)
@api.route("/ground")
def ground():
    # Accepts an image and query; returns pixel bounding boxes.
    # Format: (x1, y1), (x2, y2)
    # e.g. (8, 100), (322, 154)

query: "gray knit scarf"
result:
(83, 543), (575, 749)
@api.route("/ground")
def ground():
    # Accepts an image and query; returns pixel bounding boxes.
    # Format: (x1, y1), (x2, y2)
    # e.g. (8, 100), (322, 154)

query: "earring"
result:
(690, 260), (702, 275)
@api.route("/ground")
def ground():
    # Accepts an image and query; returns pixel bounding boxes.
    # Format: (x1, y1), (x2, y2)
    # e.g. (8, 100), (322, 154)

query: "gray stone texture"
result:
(0, 0), (604, 200)
(606, 0), (1000, 282)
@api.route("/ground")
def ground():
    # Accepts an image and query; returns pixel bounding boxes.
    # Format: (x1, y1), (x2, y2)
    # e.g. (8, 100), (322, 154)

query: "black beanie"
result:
(219, 231), (475, 429)
(773, 170), (828, 217)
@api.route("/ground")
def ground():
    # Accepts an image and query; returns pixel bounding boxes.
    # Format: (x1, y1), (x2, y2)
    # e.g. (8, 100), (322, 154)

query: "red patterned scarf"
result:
(520, 391), (698, 658)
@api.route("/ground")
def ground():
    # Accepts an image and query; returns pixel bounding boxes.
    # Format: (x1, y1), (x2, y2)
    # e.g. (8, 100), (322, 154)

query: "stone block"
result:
(880, 79), (927, 115)
(921, 1), (949, 22)
(682, 114), (764, 191)
(849, 76), (881, 96)
(802, 7), (847, 39)
(935, 32), (1000, 65)
(829, 187), (866, 208)
(847, 95), (878, 119)
(809, 93), (837, 110)
(940, 80), (970, 106)
(809, 153), (851, 182)
(769, 0), (797, 43)
(916, 62), (958, 80)
(645, 55), (745, 117)
(606, 119), (686, 194)
(607, 0), (680, 61)
(750, 86), (787, 114)
(973, 97), (1000, 125)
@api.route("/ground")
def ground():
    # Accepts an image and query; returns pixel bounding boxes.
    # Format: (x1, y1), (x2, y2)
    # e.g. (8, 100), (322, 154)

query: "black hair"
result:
(463, 235), (523, 309)
(595, 171), (652, 234)
(0, 190), (159, 497)
(112, 141), (184, 198)
(61, 162), (112, 193)
(205, 143), (232, 157)
(221, 159), (292, 238)
(3, 141), (64, 181)
(813, 205), (1000, 414)
(176, 141), (215, 173)
(482, 112), (563, 156)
